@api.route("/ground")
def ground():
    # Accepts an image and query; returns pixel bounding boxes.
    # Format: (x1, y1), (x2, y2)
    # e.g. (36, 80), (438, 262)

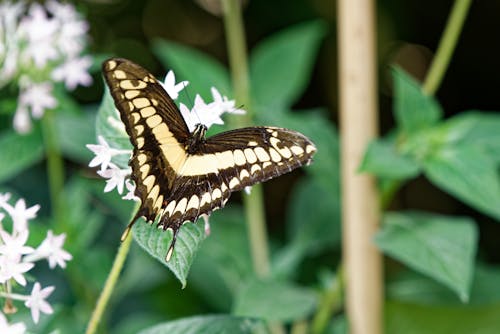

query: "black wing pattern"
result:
(102, 58), (316, 261)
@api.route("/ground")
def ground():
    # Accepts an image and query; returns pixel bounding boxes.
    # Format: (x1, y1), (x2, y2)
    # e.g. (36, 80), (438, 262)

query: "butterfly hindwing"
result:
(102, 58), (317, 261)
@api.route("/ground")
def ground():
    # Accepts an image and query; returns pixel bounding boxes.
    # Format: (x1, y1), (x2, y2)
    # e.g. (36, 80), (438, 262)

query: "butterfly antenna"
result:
(181, 82), (203, 126)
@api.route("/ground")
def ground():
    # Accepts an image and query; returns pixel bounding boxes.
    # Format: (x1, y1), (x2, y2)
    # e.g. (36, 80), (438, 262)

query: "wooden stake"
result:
(338, 0), (383, 333)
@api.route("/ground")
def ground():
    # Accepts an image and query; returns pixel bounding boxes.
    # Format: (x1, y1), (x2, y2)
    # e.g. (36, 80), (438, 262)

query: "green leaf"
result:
(359, 138), (420, 179)
(96, 86), (131, 168)
(375, 211), (477, 301)
(152, 39), (231, 101)
(132, 219), (206, 288)
(273, 178), (340, 278)
(138, 315), (267, 334)
(0, 127), (44, 183)
(386, 300), (500, 334)
(393, 67), (443, 133)
(287, 178), (340, 253)
(190, 207), (253, 311)
(436, 111), (500, 164)
(250, 21), (327, 110)
(250, 21), (326, 110)
(388, 264), (500, 306)
(55, 110), (96, 163)
(423, 144), (500, 220)
(233, 279), (317, 322)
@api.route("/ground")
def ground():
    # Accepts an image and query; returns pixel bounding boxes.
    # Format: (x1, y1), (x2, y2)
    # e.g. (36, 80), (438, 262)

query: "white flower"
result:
(46, 0), (80, 23)
(210, 87), (245, 115)
(13, 104), (31, 134)
(97, 163), (131, 194)
(86, 136), (131, 171)
(13, 80), (58, 133)
(18, 3), (59, 68)
(0, 230), (34, 261)
(31, 231), (72, 269)
(0, 312), (26, 334)
(161, 70), (188, 100)
(1, 198), (40, 233)
(18, 82), (57, 119)
(122, 180), (139, 201)
(52, 56), (93, 90)
(24, 282), (54, 324)
(180, 87), (246, 132)
(0, 193), (12, 208)
(0, 255), (34, 286)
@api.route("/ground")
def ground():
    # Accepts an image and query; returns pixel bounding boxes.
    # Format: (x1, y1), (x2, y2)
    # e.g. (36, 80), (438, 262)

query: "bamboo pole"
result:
(337, 1), (382, 333)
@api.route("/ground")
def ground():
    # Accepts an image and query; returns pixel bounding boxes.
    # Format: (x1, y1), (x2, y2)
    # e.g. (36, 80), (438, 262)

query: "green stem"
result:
(41, 109), (65, 226)
(311, 264), (344, 334)
(422, 0), (473, 95)
(221, 0), (271, 278)
(85, 231), (133, 334)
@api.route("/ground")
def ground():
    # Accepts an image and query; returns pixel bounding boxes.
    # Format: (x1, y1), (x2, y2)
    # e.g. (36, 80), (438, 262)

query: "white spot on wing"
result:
(229, 177), (240, 189)
(140, 107), (156, 118)
(133, 98), (151, 108)
(174, 197), (188, 214)
(146, 114), (162, 128)
(187, 195), (200, 211)
(254, 147), (270, 162)
(233, 150), (246, 166)
(244, 148), (257, 163)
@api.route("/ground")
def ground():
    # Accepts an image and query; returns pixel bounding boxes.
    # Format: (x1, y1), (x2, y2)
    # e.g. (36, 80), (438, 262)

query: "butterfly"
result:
(102, 58), (317, 261)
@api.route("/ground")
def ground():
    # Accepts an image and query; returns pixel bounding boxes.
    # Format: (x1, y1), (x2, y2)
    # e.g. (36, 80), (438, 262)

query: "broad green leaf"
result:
(138, 315), (267, 334)
(359, 138), (420, 179)
(132, 219), (206, 288)
(423, 144), (500, 220)
(286, 178), (340, 257)
(152, 39), (231, 102)
(55, 110), (96, 163)
(386, 300), (500, 334)
(436, 111), (500, 164)
(388, 264), (500, 306)
(250, 21), (327, 110)
(0, 127), (44, 183)
(233, 279), (317, 322)
(190, 207), (253, 311)
(376, 212), (477, 301)
(96, 87), (131, 168)
(393, 67), (442, 133)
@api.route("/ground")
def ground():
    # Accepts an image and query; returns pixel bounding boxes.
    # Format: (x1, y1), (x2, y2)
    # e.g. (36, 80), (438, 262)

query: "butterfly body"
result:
(102, 58), (316, 261)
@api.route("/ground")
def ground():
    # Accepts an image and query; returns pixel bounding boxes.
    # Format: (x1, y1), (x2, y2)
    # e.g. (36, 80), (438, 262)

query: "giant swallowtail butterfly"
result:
(103, 58), (316, 261)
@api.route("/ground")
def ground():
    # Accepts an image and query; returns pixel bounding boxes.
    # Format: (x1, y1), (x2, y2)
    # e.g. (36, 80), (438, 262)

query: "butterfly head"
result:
(186, 123), (207, 153)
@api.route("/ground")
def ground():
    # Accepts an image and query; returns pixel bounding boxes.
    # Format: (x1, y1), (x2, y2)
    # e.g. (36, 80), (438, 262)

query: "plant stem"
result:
(422, 0), (473, 95)
(311, 265), (344, 334)
(41, 109), (65, 227)
(85, 230), (133, 334)
(221, 0), (271, 278)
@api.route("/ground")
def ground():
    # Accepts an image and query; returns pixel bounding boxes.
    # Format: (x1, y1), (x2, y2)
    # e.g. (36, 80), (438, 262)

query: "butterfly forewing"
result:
(101, 58), (317, 261)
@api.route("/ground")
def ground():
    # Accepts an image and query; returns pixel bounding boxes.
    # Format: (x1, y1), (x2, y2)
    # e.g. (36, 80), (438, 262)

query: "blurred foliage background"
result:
(3, 0), (500, 333)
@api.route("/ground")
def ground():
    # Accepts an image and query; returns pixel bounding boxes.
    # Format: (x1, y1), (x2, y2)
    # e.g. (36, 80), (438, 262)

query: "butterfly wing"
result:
(102, 58), (190, 225)
(158, 126), (317, 230)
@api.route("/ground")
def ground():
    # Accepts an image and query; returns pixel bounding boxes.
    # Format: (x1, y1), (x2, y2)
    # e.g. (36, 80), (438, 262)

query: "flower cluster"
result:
(0, 193), (72, 331)
(87, 70), (245, 201)
(0, 1), (92, 133)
